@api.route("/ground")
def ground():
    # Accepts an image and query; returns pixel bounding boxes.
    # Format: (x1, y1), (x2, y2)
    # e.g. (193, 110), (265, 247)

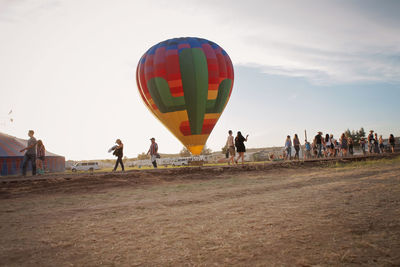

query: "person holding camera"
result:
(113, 139), (124, 172)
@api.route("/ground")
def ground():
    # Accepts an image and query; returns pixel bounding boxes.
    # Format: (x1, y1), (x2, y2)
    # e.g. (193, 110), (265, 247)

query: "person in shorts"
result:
(379, 135), (384, 153)
(226, 130), (236, 165)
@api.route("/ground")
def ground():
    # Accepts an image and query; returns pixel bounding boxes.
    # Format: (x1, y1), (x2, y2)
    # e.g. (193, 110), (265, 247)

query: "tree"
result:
(200, 144), (212, 155)
(221, 145), (228, 155)
(180, 147), (191, 157)
(343, 127), (365, 146)
(137, 152), (148, 160)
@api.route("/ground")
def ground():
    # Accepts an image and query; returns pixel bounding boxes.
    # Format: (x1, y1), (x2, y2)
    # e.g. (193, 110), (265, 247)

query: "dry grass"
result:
(1, 158), (400, 266)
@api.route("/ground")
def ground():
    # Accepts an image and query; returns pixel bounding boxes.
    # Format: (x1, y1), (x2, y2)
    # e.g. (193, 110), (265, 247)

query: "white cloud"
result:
(0, 0), (399, 159)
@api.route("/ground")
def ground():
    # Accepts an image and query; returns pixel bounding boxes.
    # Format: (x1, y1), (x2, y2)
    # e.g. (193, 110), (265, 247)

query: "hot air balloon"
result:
(136, 37), (234, 155)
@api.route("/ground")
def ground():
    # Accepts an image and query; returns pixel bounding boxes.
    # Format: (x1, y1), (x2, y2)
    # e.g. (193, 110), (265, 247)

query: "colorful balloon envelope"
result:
(136, 37), (234, 155)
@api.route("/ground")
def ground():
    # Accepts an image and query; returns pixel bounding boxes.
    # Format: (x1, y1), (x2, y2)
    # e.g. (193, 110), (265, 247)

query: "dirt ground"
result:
(1, 157), (400, 266)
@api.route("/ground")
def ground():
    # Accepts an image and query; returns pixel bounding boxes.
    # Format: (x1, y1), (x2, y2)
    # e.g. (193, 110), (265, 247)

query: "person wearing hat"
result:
(367, 130), (374, 154)
(147, 137), (158, 168)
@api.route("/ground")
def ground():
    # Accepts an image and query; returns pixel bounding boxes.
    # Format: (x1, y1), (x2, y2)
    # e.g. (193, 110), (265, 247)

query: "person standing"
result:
(324, 134), (331, 157)
(20, 130), (37, 176)
(226, 130), (236, 165)
(293, 134), (301, 160)
(314, 132), (323, 158)
(147, 137), (158, 168)
(235, 131), (248, 164)
(389, 134), (395, 153)
(329, 134), (336, 157)
(304, 140), (312, 160)
(379, 135), (384, 153)
(340, 133), (348, 157)
(348, 137), (354, 156)
(285, 135), (292, 160)
(374, 133), (380, 153)
(112, 139), (124, 172)
(367, 130), (374, 154)
(360, 137), (367, 155)
(36, 140), (46, 174)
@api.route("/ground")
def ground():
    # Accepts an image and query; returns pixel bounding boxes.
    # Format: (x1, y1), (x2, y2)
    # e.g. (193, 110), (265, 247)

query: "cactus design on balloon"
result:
(147, 48), (232, 136)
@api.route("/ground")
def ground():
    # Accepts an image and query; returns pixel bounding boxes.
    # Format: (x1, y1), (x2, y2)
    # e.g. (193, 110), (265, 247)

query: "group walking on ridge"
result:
(284, 130), (396, 160)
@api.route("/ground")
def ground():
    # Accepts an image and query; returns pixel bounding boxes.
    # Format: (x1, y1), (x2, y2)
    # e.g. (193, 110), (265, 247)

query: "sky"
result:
(0, 0), (399, 160)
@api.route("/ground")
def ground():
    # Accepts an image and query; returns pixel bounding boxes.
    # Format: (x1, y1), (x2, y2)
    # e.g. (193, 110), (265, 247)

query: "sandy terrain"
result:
(1, 156), (400, 266)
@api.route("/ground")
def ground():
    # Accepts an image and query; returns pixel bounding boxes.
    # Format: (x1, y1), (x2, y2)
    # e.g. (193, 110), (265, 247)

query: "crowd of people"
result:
(19, 128), (396, 176)
(284, 130), (396, 160)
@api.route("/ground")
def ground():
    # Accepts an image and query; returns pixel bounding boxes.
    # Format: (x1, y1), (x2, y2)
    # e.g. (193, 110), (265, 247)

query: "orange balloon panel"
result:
(136, 37), (234, 155)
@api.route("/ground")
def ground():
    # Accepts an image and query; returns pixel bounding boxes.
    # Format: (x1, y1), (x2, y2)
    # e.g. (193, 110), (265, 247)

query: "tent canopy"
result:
(0, 132), (61, 157)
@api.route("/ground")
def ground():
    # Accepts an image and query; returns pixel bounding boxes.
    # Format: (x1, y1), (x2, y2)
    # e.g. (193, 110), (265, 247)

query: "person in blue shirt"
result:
(285, 135), (292, 160)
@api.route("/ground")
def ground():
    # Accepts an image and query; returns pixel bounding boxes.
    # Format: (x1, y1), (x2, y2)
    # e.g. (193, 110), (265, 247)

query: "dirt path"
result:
(1, 158), (400, 266)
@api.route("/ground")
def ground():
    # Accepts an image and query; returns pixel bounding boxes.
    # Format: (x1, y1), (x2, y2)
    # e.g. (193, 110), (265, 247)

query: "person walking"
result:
(314, 132), (323, 158)
(367, 130), (374, 154)
(340, 133), (348, 157)
(147, 137), (159, 168)
(360, 137), (367, 155)
(374, 133), (380, 153)
(389, 134), (395, 153)
(324, 134), (331, 157)
(293, 134), (301, 160)
(285, 135), (292, 160)
(112, 139), (124, 172)
(334, 139), (340, 157)
(20, 130), (37, 176)
(235, 131), (248, 164)
(226, 130), (236, 165)
(304, 140), (312, 160)
(329, 134), (336, 157)
(379, 135), (384, 153)
(36, 140), (46, 174)
(348, 137), (354, 156)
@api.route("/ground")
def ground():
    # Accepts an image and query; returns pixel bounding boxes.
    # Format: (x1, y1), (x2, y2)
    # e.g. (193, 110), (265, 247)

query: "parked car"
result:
(172, 158), (189, 166)
(71, 162), (100, 172)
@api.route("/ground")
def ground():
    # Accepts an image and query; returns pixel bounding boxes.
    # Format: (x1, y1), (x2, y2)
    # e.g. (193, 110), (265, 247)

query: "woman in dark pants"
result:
(293, 134), (301, 160)
(113, 139), (124, 172)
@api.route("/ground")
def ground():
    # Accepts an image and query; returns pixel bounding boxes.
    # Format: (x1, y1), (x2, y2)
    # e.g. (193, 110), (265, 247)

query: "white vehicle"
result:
(71, 162), (100, 172)
(172, 158), (189, 166)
